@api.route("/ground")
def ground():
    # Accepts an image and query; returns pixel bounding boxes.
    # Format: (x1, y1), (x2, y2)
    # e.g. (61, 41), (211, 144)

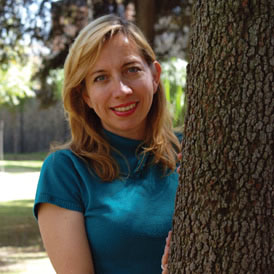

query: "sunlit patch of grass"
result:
(0, 160), (42, 168)
(0, 160), (43, 172)
(0, 199), (48, 272)
(0, 246), (53, 274)
(0, 168), (53, 273)
(0, 152), (47, 172)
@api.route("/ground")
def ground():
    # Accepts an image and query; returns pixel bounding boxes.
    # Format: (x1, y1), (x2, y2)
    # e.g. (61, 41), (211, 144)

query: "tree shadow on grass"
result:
(0, 199), (47, 272)
(0, 199), (43, 248)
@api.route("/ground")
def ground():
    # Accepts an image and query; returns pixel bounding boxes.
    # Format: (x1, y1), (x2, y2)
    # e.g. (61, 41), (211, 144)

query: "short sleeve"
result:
(175, 131), (183, 143)
(33, 150), (85, 219)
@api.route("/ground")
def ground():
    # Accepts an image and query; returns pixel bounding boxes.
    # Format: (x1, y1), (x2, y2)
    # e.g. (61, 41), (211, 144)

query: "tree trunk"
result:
(10, 111), (19, 154)
(19, 104), (25, 153)
(0, 120), (4, 171)
(169, 0), (274, 273)
(135, 0), (156, 45)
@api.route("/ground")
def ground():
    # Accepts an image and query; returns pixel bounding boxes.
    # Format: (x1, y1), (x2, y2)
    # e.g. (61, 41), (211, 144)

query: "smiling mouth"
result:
(112, 102), (137, 112)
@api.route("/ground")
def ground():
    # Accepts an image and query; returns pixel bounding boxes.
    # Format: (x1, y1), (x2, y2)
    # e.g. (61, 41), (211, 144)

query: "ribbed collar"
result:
(103, 129), (143, 154)
(102, 129), (150, 178)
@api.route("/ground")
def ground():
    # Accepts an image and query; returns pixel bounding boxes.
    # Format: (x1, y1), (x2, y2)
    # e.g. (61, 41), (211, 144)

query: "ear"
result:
(151, 61), (161, 94)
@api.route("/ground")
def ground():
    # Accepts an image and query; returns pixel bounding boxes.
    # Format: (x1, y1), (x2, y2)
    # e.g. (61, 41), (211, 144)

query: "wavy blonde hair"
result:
(60, 14), (180, 181)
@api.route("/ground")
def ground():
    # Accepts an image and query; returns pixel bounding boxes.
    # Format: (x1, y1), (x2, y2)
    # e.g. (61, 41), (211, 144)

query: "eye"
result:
(94, 75), (107, 82)
(127, 67), (141, 73)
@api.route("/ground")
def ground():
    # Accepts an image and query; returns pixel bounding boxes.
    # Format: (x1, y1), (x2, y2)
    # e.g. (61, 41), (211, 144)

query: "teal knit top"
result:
(34, 130), (180, 274)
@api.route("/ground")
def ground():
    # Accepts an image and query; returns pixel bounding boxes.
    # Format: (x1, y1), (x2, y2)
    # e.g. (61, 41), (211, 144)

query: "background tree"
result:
(0, 58), (36, 153)
(37, 0), (193, 106)
(168, 0), (274, 272)
(0, 0), (50, 65)
(0, 0), (193, 106)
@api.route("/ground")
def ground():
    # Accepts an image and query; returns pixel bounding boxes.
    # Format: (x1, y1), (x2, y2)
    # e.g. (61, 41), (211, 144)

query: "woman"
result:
(34, 14), (181, 274)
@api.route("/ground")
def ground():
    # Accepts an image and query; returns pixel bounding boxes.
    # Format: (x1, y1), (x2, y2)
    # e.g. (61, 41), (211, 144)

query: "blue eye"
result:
(128, 67), (140, 73)
(94, 75), (107, 82)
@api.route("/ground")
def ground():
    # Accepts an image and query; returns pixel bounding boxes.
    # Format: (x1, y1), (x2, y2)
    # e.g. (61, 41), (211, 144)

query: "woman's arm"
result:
(38, 203), (95, 274)
(161, 153), (181, 273)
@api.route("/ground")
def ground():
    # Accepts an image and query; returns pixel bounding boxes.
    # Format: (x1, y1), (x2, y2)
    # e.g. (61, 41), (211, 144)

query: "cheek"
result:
(134, 77), (154, 93)
(84, 88), (97, 107)
(88, 91), (109, 111)
(145, 75), (157, 94)
(85, 97), (94, 109)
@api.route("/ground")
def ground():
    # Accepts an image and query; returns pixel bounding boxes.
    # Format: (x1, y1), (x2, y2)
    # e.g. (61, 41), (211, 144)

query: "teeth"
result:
(114, 103), (137, 112)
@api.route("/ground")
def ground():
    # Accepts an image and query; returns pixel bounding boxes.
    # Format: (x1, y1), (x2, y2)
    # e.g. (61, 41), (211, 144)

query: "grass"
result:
(0, 247), (51, 274)
(0, 160), (43, 172)
(0, 200), (46, 273)
(0, 200), (42, 248)
(0, 152), (47, 172)
(3, 152), (48, 161)
(0, 153), (55, 273)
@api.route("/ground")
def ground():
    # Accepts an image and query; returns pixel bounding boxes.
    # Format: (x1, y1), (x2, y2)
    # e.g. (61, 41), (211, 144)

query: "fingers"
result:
(177, 153), (182, 173)
(161, 236), (169, 265)
(161, 231), (172, 274)
(166, 231), (172, 247)
(162, 264), (168, 274)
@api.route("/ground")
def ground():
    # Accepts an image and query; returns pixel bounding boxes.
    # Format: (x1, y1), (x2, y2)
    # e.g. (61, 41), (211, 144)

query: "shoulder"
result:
(34, 149), (87, 218)
(41, 149), (88, 177)
(43, 149), (83, 167)
(38, 149), (92, 193)
(45, 149), (76, 160)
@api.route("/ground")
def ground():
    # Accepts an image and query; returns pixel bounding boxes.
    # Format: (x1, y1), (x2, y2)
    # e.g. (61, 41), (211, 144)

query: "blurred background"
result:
(0, 0), (191, 272)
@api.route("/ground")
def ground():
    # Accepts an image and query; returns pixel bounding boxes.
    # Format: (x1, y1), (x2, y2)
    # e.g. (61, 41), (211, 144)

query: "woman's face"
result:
(83, 32), (161, 140)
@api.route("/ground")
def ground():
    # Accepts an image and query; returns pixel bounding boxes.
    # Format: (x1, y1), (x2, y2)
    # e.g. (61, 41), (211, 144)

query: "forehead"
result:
(102, 32), (140, 55)
(86, 32), (145, 74)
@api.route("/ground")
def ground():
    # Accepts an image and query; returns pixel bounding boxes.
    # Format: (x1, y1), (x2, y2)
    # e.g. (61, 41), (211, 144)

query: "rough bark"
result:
(169, 0), (274, 273)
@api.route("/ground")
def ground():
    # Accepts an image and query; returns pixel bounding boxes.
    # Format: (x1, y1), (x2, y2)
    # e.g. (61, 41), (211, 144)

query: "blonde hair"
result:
(61, 14), (180, 181)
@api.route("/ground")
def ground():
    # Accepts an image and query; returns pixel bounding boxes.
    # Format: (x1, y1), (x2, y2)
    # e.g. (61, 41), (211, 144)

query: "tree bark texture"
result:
(169, 0), (274, 273)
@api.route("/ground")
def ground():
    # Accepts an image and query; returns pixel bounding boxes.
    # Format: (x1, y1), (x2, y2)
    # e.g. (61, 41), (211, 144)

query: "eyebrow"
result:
(123, 61), (140, 67)
(89, 69), (106, 77)
(89, 60), (141, 76)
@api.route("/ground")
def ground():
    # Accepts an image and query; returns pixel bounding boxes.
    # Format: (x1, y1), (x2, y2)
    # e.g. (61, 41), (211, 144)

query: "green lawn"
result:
(0, 152), (47, 172)
(3, 152), (48, 161)
(0, 199), (47, 273)
(0, 200), (42, 248)
(0, 153), (55, 273)
(0, 160), (43, 172)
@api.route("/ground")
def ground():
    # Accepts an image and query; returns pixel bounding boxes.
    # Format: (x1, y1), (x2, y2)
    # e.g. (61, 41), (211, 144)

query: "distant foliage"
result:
(161, 58), (188, 127)
(47, 68), (64, 100)
(0, 62), (35, 108)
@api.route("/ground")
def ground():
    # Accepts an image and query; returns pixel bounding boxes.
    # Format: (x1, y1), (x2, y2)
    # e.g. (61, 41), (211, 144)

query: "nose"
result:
(113, 78), (133, 97)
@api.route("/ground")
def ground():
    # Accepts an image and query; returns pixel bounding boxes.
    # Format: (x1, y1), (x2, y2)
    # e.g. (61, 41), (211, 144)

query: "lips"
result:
(112, 102), (137, 112)
(111, 102), (138, 116)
